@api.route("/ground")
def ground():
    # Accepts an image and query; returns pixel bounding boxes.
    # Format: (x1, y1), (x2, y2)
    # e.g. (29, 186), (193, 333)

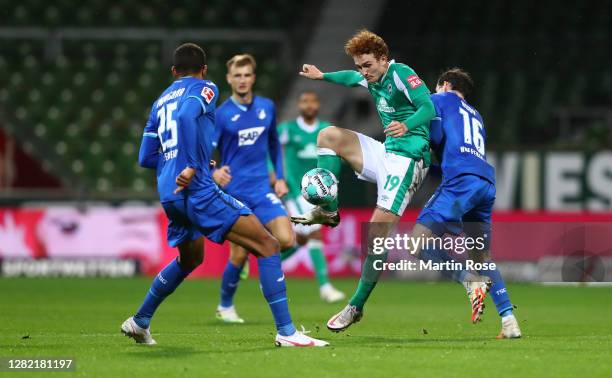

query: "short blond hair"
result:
(344, 29), (389, 59)
(226, 54), (257, 72)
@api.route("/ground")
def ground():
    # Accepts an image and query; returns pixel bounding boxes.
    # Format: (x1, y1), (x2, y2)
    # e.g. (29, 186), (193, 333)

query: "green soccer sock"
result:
(280, 244), (299, 261)
(317, 150), (341, 212)
(348, 252), (387, 311)
(308, 239), (329, 286)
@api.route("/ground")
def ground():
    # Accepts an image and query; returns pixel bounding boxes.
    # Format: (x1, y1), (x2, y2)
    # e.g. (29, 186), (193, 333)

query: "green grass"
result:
(0, 278), (611, 377)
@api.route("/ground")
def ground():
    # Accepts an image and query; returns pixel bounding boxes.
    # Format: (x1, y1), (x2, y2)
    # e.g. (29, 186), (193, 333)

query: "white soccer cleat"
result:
(121, 317), (156, 345)
(290, 206), (340, 227)
(326, 304), (363, 332)
(215, 305), (245, 324)
(275, 329), (329, 347)
(496, 314), (522, 339)
(463, 278), (492, 323)
(320, 284), (346, 303)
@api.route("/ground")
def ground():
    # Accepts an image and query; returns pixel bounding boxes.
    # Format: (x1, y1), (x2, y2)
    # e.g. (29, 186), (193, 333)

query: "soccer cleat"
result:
(290, 206), (340, 227)
(319, 284), (346, 303)
(121, 317), (156, 345)
(240, 261), (249, 280)
(464, 278), (492, 323)
(215, 305), (245, 324)
(326, 304), (363, 332)
(275, 329), (329, 347)
(496, 314), (522, 339)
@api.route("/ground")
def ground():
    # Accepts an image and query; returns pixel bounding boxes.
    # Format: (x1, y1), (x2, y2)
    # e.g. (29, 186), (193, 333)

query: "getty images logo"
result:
(238, 126), (265, 146)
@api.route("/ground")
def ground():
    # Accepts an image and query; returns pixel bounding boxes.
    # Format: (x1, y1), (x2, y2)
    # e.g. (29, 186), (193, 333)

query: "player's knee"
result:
(178, 254), (202, 271)
(260, 235), (280, 257)
(229, 252), (248, 267)
(277, 232), (295, 251)
(317, 125), (342, 149)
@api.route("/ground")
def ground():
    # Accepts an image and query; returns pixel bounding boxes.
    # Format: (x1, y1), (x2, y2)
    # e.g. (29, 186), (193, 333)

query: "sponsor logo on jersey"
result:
(297, 143), (318, 159)
(407, 74), (423, 89)
(201, 87), (215, 103)
(238, 126), (265, 146)
(231, 114), (240, 122)
(377, 97), (395, 113)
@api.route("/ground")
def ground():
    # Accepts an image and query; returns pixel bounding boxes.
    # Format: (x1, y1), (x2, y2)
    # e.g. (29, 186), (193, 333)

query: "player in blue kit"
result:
(211, 54), (308, 323)
(420, 68), (521, 338)
(328, 68), (521, 339)
(120, 44), (328, 347)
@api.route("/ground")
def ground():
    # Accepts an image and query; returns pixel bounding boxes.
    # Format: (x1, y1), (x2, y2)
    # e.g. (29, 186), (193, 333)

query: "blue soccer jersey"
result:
(213, 96), (287, 225)
(214, 96), (284, 199)
(139, 76), (219, 203)
(429, 92), (495, 184)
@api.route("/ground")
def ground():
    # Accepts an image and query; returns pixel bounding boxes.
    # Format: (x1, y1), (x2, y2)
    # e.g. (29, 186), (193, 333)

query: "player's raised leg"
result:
(291, 126), (362, 226)
(225, 214), (329, 347)
(216, 242), (247, 323)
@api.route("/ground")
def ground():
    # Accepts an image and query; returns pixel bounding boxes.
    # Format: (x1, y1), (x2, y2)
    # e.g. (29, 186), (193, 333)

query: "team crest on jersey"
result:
(201, 87), (215, 103)
(257, 108), (266, 120)
(387, 83), (393, 94)
(238, 126), (265, 146)
(406, 74), (423, 89)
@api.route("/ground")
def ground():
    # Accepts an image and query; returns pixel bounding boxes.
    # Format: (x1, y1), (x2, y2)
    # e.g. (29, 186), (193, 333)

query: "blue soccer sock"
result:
(133, 258), (192, 329)
(479, 261), (513, 316)
(219, 261), (242, 308)
(419, 247), (469, 283)
(257, 254), (296, 336)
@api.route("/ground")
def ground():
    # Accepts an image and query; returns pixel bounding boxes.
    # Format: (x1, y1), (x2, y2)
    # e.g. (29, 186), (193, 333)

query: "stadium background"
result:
(0, 0), (610, 282)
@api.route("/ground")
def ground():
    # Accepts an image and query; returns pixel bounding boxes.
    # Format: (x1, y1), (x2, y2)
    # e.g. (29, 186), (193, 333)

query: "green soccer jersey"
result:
(278, 117), (332, 199)
(323, 60), (434, 164)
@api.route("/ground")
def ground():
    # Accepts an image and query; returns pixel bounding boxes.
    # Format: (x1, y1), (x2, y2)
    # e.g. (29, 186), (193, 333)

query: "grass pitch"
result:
(1, 278), (611, 377)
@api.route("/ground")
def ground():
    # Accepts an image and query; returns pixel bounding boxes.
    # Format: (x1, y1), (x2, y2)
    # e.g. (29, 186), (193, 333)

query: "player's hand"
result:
(299, 64), (324, 80)
(212, 165), (232, 187)
(174, 167), (196, 194)
(274, 179), (289, 198)
(385, 121), (408, 138)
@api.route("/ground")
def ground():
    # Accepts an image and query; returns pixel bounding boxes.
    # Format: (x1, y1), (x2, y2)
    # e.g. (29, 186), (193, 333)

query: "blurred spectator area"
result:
(375, 0), (612, 150)
(0, 0), (315, 196)
(0, 0), (610, 206)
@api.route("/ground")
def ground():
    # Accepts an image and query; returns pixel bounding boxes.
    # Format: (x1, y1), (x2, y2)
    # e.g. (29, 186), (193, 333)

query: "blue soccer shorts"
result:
(417, 174), (495, 249)
(235, 191), (288, 226)
(162, 188), (252, 247)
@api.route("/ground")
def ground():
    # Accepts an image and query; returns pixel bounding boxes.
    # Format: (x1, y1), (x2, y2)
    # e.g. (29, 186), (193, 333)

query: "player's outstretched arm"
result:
(299, 64), (324, 80)
(300, 64), (365, 87)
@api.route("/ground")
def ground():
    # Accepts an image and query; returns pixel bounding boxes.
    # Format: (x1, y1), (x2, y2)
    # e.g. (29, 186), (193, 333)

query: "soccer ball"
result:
(301, 168), (338, 205)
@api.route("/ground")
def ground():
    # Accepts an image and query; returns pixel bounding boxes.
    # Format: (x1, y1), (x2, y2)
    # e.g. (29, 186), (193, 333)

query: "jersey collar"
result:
(378, 59), (395, 84)
(296, 116), (319, 133)
(230, 95), (250, 112)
